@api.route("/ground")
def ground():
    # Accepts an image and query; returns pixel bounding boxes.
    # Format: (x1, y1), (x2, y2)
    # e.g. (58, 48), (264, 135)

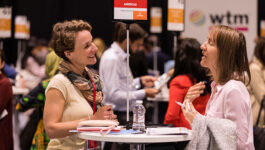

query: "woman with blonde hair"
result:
(182, 25), (254, 149)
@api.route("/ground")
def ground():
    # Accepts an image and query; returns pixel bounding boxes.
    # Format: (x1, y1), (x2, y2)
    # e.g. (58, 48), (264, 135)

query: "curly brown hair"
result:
(49, 20), (92, 61)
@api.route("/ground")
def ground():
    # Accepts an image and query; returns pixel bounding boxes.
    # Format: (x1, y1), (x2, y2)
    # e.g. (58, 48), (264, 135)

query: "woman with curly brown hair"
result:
(43, 20), (117, 149)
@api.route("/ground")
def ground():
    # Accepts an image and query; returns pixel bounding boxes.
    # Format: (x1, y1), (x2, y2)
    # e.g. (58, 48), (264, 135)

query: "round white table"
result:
(78, 130), (192, 150)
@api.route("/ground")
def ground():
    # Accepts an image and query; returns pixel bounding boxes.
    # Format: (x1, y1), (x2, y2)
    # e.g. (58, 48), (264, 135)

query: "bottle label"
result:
(133, 113), (145, 123)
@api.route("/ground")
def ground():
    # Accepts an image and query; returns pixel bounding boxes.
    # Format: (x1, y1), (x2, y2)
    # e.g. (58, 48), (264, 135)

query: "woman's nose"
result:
(200, 42), (206, 50)
(93, 43), (98, 52)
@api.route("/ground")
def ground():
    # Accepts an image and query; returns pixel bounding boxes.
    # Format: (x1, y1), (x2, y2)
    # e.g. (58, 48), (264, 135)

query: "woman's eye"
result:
(208, 40), (214, 46)
(85, 44), (90, 48)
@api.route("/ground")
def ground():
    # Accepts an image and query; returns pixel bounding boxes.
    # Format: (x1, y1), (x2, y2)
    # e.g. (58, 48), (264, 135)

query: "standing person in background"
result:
(129, 43), (149, 78)
(16, 50), (62, 150)
(99, 22), (160, 125)
(248, 36), (265, 126)
(22, 37), (49, 79)
(0, 49), (13, 150)
(164, 38), (210, 129)
(182, 25), (254, 149)
(43, 20), (117, 150)
(144, 35), (170, 75)
(100, 22), (160, 150)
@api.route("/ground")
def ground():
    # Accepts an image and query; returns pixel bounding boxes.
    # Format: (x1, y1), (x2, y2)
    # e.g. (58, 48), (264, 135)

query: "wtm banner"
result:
(182, 0), (257, 60)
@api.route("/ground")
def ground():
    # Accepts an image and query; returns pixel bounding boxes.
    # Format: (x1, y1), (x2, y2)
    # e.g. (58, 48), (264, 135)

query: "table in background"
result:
(147, 96), (168, 124)
(78, 130), (192, 150)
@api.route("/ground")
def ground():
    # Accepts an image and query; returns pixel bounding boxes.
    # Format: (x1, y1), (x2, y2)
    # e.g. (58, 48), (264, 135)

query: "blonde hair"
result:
(93, 38), (106, 58)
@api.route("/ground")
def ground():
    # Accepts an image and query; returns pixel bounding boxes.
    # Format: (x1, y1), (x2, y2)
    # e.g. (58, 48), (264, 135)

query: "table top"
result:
(78, 130), (192, 144)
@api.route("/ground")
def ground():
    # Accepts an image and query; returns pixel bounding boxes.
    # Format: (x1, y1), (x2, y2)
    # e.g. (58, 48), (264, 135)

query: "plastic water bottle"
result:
(132, 100), (146, 131)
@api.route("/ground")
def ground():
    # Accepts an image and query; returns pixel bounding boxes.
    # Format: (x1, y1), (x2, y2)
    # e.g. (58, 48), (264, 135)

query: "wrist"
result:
(89, 115), (95, 120)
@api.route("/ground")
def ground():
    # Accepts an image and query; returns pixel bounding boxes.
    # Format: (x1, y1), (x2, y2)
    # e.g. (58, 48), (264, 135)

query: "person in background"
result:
(16, 50), (62, 150)
(4, 64), (17, 79)
(144, 35), (170, 75)
(164, 38), (210, 129)
(99, 22), (160, 150)
(99, 22), (160, 125)
(22, 37), (49, 79)
(182, 25), (254, 149)
(248, 36), (265, 126)
(0, 49), (14, 150)
(129, 41), (149, 78)
(43, 20), (117, 149)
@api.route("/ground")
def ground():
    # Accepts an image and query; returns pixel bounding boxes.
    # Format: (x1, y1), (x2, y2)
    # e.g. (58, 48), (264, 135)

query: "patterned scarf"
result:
(59, 61), (103, 105)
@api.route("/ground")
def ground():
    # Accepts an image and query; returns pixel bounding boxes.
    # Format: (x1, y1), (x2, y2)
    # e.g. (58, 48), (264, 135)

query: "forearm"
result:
(111, 89), (145, 102)
(45, 117), (88, 139)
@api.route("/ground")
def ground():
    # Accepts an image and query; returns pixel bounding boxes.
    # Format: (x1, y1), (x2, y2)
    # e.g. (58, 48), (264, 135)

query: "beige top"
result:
(45, 73), (93, 150)
(248, 57), (265, 126)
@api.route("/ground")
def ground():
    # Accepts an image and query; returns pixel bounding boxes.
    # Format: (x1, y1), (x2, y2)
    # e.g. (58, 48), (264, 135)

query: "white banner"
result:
(15, 15), (30, 39)
(167, 0), (185, 31)
(0, 7), (12, 38)
(150, 7), (162, 33)
(114, 0), (147, 21)
(182, 0), (257, 60)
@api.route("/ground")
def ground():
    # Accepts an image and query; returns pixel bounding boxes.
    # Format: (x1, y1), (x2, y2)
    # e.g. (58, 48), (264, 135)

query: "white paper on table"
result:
(77, 126), (122, 132)
(146, 127), (188, 135)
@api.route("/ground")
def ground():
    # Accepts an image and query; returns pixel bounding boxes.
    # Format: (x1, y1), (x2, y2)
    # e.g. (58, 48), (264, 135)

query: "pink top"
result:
(26, 56), (45, 78)
(206, 80), (254, 150)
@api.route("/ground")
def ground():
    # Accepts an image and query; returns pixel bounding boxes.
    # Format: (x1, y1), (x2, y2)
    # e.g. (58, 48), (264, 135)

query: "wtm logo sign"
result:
(189, 10), (249, 32)
(189, 10), (206, 26)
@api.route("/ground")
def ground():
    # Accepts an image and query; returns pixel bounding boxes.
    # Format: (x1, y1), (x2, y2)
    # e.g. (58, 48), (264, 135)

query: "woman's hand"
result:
(185, 81), (206, 102)
(92, 105), (117, 120)
(181, 101), (198, 124)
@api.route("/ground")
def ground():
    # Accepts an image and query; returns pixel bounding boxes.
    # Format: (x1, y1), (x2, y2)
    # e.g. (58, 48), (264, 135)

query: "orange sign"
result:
(0, 7), (12, 38)
(133, 11), (147, 20)
(0, 19), (11, 31)
(168, 8), (184, 23)
(167, 0), (185, 31)
(151, 17), (161, 27)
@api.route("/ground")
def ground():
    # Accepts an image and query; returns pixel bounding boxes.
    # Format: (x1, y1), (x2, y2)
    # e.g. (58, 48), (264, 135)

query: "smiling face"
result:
(200, 32), (219, 73)
(65, 30), (98, 67)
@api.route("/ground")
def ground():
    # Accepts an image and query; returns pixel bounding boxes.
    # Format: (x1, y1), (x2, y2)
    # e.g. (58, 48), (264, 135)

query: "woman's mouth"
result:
(88, 55), (95, 58)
